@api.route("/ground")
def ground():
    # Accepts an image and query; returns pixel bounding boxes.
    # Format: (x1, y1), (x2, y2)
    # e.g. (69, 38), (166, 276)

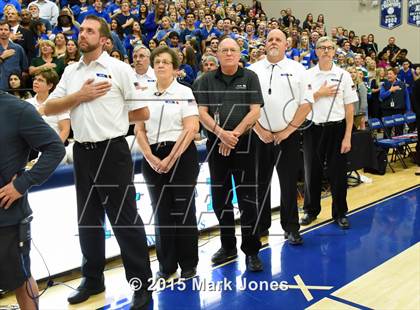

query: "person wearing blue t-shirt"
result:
(286, 37), (300, 61)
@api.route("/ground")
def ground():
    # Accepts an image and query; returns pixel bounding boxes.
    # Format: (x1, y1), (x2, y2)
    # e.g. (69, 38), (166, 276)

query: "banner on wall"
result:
(408, 0), (420, 26)
(380, 0), (403, 29)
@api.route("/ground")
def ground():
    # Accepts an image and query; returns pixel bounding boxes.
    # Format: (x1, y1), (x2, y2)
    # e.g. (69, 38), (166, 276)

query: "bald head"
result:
(266, 29), (287, 61)
(217, 37), (241, 73)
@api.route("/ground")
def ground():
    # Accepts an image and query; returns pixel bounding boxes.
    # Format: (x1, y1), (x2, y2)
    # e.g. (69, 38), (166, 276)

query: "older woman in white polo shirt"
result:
(135, 46), (200, 280)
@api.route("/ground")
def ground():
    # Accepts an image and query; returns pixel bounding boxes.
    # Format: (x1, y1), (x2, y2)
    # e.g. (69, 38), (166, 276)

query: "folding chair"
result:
(391, 114), (417, 159)
(368, 118), (407, 172)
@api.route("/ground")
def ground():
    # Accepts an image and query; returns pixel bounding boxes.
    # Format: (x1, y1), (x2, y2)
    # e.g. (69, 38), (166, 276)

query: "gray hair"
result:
(133, 44), (150, 56)
(202, 55), (219, 66)
(315, 36), (336, 49)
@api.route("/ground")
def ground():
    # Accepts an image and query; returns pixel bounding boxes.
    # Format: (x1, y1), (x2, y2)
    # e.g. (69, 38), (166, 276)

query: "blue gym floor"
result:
(100, 186), (420, 310)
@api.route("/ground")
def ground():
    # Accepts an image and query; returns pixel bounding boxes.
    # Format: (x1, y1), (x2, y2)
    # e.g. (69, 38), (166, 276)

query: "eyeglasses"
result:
(154, 59), (173, 65)
(317, 46), (335, 52)
(219, 48), (239, 54)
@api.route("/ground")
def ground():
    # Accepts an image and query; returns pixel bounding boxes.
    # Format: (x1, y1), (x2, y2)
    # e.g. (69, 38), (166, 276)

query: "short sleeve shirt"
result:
(249, 58), (314, 132)
(143, 79), (198, 144)
(304, 64), (358, 124)
(48, 52), (146, 142)
(195, 67), (264, 131)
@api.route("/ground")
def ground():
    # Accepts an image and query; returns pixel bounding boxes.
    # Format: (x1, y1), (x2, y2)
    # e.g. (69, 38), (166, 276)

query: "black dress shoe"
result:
(299, 213), (317, 226)
(284, 231), (303, 245)
(211, 247), (237, 264)
(335, 217), (350, 229)
(245, 255), (263, 272)
(180, 267), (197, 279)
(67, 284), (105, 304)
(130, 289), (152, 310)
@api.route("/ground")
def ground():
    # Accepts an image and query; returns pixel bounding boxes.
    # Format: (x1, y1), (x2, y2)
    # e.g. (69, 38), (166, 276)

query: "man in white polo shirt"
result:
(28, 0), (59, 26)
(300, 36), (357, 230)
(133, 44), (156, 91)
(250, 29), (313, 244)
(44, 15), (152, 310)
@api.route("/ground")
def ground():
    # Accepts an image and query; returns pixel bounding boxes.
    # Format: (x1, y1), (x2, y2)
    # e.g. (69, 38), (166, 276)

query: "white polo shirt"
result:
(135, 66), (156, 92)
(48, 52), (146, 143)
(143, 79), (198, 144)
(304, 64), (358, 124)
(249, 57), (314, 132)
(26, 96), (70, 135)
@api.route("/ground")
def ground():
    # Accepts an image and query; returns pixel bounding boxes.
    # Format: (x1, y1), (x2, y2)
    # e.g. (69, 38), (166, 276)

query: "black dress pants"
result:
(206, 134), (261, 256)
(303, 121), (348, 219)
(256, 131), (300, 233)
(73, 138), (152, 286)
(142, 142), (199, 274)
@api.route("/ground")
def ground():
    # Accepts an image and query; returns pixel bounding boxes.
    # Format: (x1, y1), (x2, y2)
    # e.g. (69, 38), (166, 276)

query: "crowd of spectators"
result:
(1, 0), (419, 134)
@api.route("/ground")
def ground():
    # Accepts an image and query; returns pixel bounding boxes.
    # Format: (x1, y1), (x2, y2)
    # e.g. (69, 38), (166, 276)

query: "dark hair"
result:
(387, 67), (398, 75)
(184, 46), (196, 68)
(64, 39), (81, 65)
(111, 18), (125, 40)
(0, 20), (9, 28)
(110, 49), (124, 60)
(8, 72), (23, 89)
(84, 15), (111, 39)
(150, 46), (179, 70)
(35, 69), (59, 91)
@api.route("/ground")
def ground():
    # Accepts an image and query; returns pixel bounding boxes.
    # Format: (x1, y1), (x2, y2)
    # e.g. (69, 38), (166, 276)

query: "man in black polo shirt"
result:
(195, 37), (264, 271)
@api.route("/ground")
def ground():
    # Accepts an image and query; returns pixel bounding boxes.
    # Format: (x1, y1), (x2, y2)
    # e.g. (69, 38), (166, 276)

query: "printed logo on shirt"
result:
(235, 84), (247, 90)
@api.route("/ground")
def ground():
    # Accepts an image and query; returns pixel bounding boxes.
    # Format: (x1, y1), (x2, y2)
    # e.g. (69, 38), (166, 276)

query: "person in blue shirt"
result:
(115, 0), (135, 36)
(298, 35), (315, 69)
(285, 36), (300, 61)
(78, 0), (111, 24)
(180, 13), (197, 43)
(379, 67), (411, 135)
(0, 0), (21, 20)
(398, 61), (415, 96)
(154, 16), (173, 43)
(52, 11), (79, 41)
(71, 0), (90, 21)
(143, 2), (166, 45)
(0, 21), (28, 91)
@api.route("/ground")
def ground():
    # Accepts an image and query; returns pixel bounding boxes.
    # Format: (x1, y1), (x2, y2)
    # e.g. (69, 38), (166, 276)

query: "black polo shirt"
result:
(194, 66), (264, 131)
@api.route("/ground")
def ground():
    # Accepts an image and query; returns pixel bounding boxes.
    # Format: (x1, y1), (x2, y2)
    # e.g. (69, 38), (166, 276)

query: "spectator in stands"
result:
(347, 66), (367, 129)
(138, 4), (148, 32)
(27, 69), (70, 142)
(154, 16), (173, 43)
(398, 61), (415, 98)
(377, 50), (391, 69)
(7, 72), (32, 99)
(144, 1), (166, 44)
(28, 0), (59, 26)
(132, 44), (156, 91)
(0, 20), (28, 91)
(0, 0), (21, 20)
(28, 3), (52, 35)
(29, 39), (65, 77)
(52, 10), (79, 41)
(367, 33), (378, 54)
(392, 48), (412, 67)
(366, 58), (377, 80)
(302, 13), (313, 30)
(299, 35), (315, 69)
(176, 48), (194, 85)
(115, 0), (135, 35)
(110, 18), (124, 41)
(379, 67), (411, 135)
(309, 31), (319, 49)
(79, 0), (110, 24)
(369, 67), (386, 119)
(6, 9), (36, 63)
(198, 54), (219, 77)
(124, 20), (145, 62)
(135, 45), (200, 281)
(53, 32), (67, 58)
(110, 49), (123, 60)
(336, 52), (347, 69)
(64, 38), (80, 65)
(148, 37), (158, 51)
(285, 36), (299, 61)
(381, 36), (400, 57)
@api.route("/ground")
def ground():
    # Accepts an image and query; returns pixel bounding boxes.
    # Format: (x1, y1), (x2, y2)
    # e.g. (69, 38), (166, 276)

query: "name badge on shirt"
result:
(280, 73), (293, 77)
(96, 73), (111, 79)
(147, 79), (156, 83)
(331, 78), (340, 82)
(164, 100), (178, 104)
